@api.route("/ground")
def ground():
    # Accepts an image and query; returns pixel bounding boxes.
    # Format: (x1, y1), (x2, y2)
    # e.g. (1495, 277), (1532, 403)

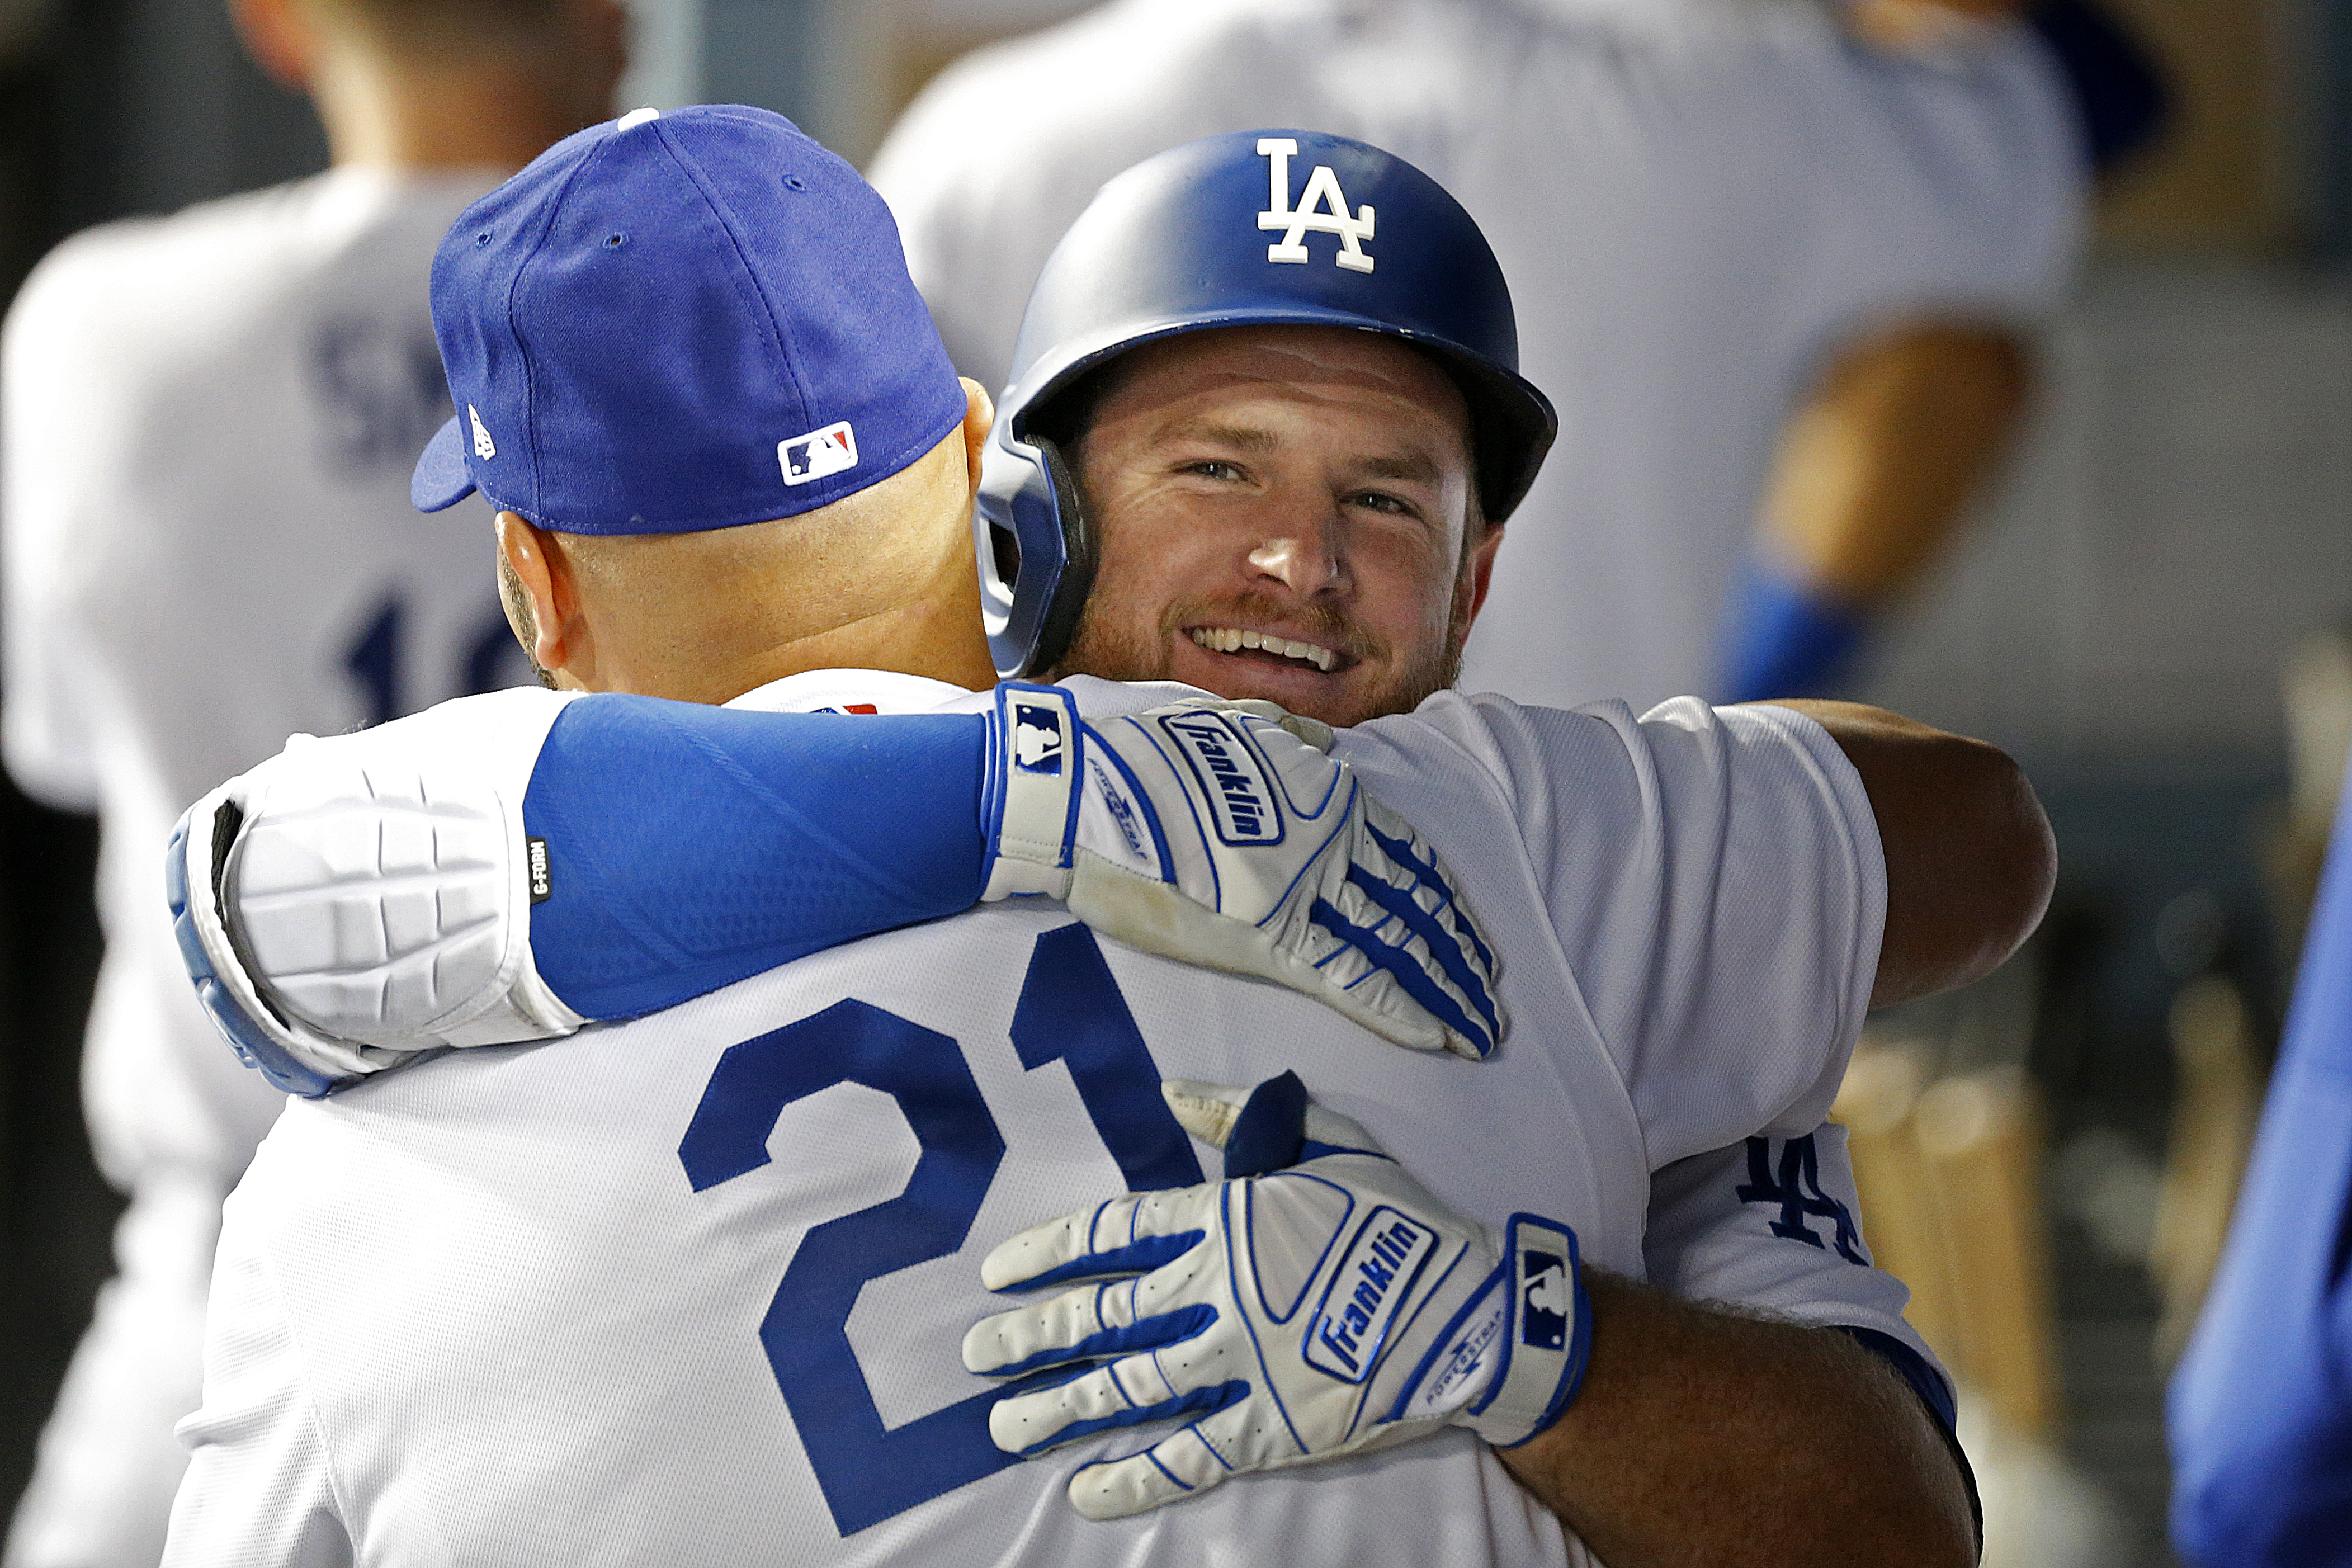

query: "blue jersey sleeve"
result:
(2169, 758), (2352, 1566)
(523, 696), (990, 1019)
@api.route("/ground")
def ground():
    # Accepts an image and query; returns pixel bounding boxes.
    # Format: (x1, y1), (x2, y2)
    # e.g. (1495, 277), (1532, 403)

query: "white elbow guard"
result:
(168, 688), (589, 1097)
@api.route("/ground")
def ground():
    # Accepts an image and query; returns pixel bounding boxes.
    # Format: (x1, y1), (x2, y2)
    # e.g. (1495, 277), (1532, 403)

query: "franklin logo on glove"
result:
(1158, 710), (1279, 844)
(1306, 1209), (1435, 1381)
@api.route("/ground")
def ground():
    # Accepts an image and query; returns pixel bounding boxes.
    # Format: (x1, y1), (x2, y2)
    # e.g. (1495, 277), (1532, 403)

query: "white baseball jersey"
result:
(870, 0), (2085, 710)
(0, 165), (518, 1566)
(167, 670), (1930, 1566)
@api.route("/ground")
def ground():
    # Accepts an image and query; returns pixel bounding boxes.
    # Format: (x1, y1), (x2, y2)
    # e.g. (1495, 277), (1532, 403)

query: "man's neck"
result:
(311, 48), (601, 173)
(692, 596), (1000, 705)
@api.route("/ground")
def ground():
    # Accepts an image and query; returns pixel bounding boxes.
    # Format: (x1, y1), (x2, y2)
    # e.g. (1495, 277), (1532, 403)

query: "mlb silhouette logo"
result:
(1520, 1251), (1570, 1350)
(1013, 704), (1065, 773)
(780, 420), (858, 487)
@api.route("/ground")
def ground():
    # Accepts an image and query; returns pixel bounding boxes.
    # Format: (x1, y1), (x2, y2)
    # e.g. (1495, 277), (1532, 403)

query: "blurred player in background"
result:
(0, 1), (620, 1560)
(2167, 740), (2352, 1564)
(872, 0), (2158, 711)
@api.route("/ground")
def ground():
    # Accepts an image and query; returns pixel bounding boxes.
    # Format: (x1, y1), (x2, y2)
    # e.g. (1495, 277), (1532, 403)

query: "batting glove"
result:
(962, 1072), (1589, 1519)
(981, 684), (1503, 1060)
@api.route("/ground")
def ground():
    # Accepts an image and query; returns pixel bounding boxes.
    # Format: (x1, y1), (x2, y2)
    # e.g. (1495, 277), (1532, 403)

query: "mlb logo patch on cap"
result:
(781, 421), (858, 487)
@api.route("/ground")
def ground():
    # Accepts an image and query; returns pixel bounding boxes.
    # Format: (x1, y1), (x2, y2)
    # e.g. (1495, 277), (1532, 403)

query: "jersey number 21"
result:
(678, 923), (1200, 1536)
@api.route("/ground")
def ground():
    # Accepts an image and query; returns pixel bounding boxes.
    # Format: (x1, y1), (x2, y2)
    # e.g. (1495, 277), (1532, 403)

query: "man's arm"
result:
(176, 684), (1503, 1091)
(1722, 321), (2033, 703)
(1774, 699), (2055, 1009)
(2167, 758), (2352, 1564)
(1500, 1277), (1972, 1568)
(969, 1078), (1976, 1566)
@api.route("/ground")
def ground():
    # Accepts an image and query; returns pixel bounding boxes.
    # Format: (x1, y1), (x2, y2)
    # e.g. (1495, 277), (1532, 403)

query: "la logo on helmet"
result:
(1257, 138), (1376, 273)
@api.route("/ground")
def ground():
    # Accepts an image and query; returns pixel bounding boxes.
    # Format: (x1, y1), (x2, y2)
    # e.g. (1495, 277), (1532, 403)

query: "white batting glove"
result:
(981, 684), (1503, 1060)
(962, 1073), (1589, 1520)
(166, 689), (588, 1097)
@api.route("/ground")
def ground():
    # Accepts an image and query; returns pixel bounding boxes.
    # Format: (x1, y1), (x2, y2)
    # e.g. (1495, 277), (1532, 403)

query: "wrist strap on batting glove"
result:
(1458, 1215), (1591, 1447)
(979, 683), (1085, 899)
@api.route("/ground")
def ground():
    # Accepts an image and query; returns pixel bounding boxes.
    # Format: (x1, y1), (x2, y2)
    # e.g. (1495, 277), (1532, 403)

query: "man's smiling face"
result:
(1055, 325), (1504, 728)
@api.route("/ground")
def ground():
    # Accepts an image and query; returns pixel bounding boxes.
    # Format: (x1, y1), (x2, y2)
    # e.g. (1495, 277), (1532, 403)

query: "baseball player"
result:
(0, 1), (619, 1561)
(162, 117), (2049, 1564)
(867, 0), (2101, 710)
(2167, 742), (2352, 1564)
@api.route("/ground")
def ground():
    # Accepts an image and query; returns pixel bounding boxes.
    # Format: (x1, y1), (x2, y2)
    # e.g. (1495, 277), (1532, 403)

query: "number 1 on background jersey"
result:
(678, 924), (1198, 1536)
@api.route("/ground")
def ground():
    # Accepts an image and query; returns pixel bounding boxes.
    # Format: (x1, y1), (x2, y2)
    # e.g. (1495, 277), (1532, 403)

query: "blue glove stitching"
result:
(1308, 897), (1495, 1057)
(1124, 716), (1227, 908)
(1249, 787), (1358, 932)
(1382, 1257), (1509, 1426)
(1145, 1448), (1198, 1490)
(1248, 1173), (1357, 1324)
(1362, 819), (1495, 977)
(1343, 862), (1500, 1037)
(1010, 1377), (1250, 1458)
(1228, 714), (1342, 821)
(977, 1301), (1219, 1381)
(1226, 1184), (1315, 1456)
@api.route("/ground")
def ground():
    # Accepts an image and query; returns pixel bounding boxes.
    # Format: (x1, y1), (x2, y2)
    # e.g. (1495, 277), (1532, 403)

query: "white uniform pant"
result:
(6, 1180), (222, 1568)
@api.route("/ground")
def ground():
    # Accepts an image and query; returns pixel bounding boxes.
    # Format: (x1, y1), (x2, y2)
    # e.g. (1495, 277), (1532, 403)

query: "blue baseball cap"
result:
(412, 105), (967, 534)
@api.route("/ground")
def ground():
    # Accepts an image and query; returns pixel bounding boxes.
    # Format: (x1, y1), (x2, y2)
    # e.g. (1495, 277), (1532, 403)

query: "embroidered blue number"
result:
(678, 924), (1199, 1536)
(1736, 1135), (1867, 1264)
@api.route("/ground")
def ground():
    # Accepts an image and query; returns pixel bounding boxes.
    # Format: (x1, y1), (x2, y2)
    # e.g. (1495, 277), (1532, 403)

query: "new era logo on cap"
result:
(781, 421), (857, 486)
(469, 404), (495, 460)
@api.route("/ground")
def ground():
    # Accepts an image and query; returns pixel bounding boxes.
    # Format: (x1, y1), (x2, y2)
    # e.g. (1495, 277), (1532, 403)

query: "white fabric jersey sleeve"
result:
(1338, 693), (1886, 1164)
(871, 0), (2085, 707)
(167, 670), (1892, 1566)
(1645, 1125), (1926, 1353)
(164, 1203), (350, 1568)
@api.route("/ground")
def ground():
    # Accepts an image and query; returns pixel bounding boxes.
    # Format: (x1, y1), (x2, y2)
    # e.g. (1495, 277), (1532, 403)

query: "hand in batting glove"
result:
(980, 684), (1503, 1060)
(962, 1072), (1589, 1520)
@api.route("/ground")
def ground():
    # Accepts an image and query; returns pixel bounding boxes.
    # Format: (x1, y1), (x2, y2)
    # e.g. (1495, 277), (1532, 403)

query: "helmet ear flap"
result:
(1026, 436), (1097, 677)
(975, 426), (1098, 678)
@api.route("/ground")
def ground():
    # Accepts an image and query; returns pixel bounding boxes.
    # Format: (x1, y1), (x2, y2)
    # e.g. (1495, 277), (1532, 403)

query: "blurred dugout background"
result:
(0, 1), (2344, 1562)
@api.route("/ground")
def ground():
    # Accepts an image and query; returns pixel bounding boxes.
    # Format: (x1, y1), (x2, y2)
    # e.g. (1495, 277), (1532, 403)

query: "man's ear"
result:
(497, 511), (584, 686)
(957, 377), (995, 499)
(1456, 522), (1506, 636)
(228, 0), (320, 88)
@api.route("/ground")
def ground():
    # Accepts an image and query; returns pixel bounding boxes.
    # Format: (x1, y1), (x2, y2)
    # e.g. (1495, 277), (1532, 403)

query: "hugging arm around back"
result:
(1773, 698), (2056, 1011)
(1503, 694), (2048, 1566)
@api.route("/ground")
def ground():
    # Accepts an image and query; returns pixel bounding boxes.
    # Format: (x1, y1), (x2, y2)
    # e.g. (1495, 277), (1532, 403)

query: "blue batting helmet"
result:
(974, 129), (1558, 679)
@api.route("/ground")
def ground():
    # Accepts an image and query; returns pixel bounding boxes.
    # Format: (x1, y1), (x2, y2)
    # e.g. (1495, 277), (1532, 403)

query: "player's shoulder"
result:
(9, 174), (343, 357)
(1347, 690), (1861, 832)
